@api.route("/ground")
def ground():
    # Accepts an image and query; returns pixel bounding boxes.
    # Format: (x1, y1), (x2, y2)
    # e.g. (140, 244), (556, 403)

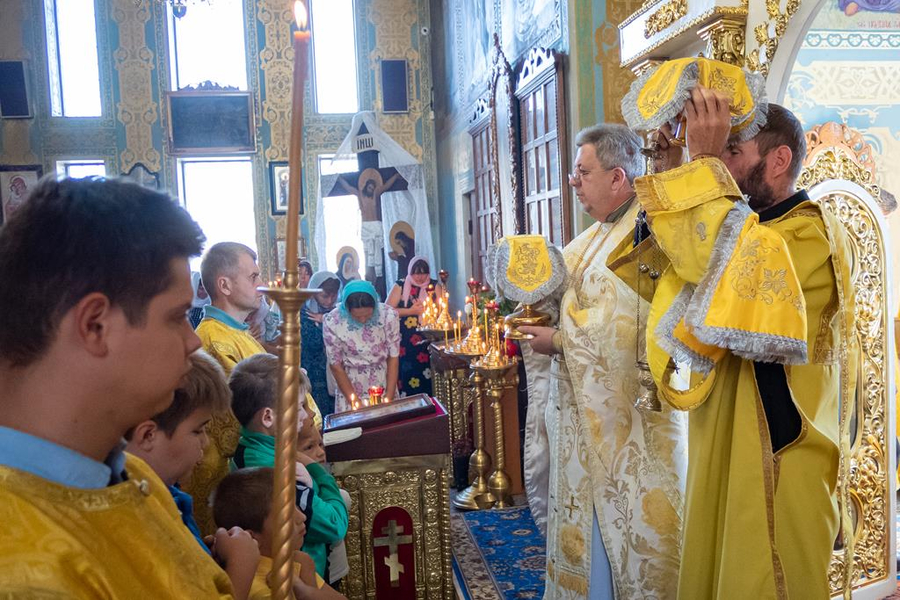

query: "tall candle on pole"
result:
(266, 3), (311, 599)
(284, 0), (309, 289)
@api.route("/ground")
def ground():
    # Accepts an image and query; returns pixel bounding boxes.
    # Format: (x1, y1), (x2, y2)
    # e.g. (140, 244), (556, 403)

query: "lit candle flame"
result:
(294, 1), (308, 30)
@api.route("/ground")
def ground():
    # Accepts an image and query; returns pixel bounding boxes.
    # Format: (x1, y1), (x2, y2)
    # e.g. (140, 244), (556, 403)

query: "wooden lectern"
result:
(325, 397), (453, 600)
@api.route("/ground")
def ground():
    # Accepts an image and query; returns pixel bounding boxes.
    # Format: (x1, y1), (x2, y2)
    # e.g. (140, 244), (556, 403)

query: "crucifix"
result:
(373, 519), (413, 587)
(324, 121), (409, 298)
(564, 495), (579, 520)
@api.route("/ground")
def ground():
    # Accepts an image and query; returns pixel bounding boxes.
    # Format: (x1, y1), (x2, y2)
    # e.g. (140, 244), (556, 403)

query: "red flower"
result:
(505, 338), (519, 358)
(409, 334), (423, 345)
(417, 351), (429, 364)
(399, 346), (406, 357)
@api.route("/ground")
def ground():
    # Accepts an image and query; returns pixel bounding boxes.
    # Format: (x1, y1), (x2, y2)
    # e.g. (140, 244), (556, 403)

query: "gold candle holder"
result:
(451, 366), (494, 511)
(504, 303), (550, 340)
(451, 324), (485, 357)
(472, 360), (517, 509)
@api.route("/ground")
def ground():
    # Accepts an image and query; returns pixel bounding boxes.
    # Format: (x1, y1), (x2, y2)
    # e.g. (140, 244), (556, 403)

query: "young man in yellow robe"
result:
(0, 177), (260, 597)
(521, 124), (687, 599)
(610, 95), (856, 598)
(188, 242), (268, 535)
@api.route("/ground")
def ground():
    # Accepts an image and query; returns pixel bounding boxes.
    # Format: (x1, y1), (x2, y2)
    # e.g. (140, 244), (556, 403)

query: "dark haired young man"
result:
(0, 177), (261, 597)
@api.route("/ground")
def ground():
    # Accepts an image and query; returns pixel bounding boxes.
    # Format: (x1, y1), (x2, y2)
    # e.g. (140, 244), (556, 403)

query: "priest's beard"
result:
(738, 159), (777, 212)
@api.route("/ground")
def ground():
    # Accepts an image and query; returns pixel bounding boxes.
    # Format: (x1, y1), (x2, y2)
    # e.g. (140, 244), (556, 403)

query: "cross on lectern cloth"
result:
(374, 519), (413, 584)
(323, 121), (409, 297)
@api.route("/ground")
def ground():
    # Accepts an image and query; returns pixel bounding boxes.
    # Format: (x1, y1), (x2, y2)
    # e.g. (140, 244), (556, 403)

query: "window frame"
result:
(175, 156), (258, 270)
(309, 0), (360, 115)
(165, 0), (250, 92)
(55, 158), (108, 179)
(514, 48), (571, 247)
(43, 0), (104, 118)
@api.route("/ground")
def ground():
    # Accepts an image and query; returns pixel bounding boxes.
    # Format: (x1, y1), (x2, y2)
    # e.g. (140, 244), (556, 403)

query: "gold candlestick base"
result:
(634, 360), (662, 412)
(452, 367), (493, 511)
(504, 303), (550, 340)
(472, 360), (517, 509)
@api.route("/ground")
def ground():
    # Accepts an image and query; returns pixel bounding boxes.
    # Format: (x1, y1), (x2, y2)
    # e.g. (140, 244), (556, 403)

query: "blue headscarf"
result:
(340, 279), (380, 328)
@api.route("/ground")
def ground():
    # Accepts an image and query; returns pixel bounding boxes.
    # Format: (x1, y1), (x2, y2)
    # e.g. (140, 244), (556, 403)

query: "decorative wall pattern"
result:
(783, 1), (900, 304)
(595, 0), (645, 125)
(112, 0), (161, 172)
(0, 0), (39, 164)
(0, 0), (437, 280)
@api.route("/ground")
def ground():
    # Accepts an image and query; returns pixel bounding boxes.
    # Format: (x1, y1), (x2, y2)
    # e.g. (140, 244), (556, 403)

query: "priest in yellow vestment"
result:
(612, 80), (856, 598)
(522, 124), (687, 599)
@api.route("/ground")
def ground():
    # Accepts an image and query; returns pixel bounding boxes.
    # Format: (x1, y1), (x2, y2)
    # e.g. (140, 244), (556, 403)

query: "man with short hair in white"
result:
(521, 124), (686, 599)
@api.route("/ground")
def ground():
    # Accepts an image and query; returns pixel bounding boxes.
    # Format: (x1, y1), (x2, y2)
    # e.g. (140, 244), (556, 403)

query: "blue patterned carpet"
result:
(451, 506), (545, 600)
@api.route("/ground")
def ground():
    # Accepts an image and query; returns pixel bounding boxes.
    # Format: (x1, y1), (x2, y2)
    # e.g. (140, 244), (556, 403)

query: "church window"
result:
(319, 154), (365, 272)
(167, 0), (249, 90)
(515, 49), (569, 246)
(468, 120), (497, 281)
(56, 159), (106, 179)
(176, 157), (257, 270)
(43, 0), (102, 117)
(311, 0), (359, 114)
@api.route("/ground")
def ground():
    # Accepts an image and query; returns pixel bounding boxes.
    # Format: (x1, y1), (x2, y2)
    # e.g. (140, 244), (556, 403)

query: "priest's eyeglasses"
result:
(569, 166), (616, 184)
(568, 167), (590, 183)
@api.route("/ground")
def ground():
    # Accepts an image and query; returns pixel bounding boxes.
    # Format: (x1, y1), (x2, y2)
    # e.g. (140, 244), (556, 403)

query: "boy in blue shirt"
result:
(125, 349), (231, 553)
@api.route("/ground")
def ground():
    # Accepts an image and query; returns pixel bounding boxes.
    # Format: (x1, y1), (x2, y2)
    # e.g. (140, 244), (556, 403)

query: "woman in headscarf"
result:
(189, 271), (210, 329)
(385, 256), (442, 397)
(301, 270), (341, 417)
(322, 280), (400, 413)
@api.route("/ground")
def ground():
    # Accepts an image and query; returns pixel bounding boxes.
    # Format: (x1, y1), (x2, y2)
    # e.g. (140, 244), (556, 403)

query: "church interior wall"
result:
(782, 0), (900, 308)
(430, 0), (645, 298)
(0, 0), (438, 281)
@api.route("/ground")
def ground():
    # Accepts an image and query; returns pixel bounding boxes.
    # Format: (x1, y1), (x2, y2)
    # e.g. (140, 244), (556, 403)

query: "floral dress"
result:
(394, 278), (435, 397)
(322, 304), (401, 413)
(301, 306), (335, 418)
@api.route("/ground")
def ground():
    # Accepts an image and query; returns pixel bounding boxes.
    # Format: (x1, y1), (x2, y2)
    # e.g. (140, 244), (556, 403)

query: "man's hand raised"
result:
(684, 86), (732, 161)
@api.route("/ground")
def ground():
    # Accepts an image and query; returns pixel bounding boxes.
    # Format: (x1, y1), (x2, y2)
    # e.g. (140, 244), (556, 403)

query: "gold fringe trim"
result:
(753, 388), (788, 600)
(547, 561), (589, 595)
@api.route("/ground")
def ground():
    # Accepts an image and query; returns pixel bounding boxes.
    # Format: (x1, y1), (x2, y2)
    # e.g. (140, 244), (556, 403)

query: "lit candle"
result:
(483, 307), (489, 340)
(284, 1), (310, 287)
